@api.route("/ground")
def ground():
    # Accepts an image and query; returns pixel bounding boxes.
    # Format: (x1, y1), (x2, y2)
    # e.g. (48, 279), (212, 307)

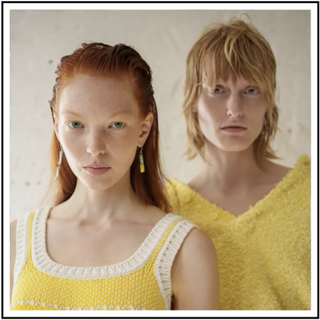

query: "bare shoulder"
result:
(10, 219), (18, 264)
(11, 219), (18, 229)
(177, 227), (216, 263)
(171, 227), (219, 310)
(172, 226), (218, 284)
(10, 219), (18, 245)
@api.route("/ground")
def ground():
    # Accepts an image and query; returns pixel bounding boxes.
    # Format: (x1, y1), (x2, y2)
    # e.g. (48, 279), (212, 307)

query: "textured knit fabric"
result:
(11, 207), (196, 310)
(165, 155), (311, 310)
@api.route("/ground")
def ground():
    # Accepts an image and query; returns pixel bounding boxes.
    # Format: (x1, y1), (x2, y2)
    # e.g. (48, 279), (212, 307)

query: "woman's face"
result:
(55, 74), (153, 191)
(194, 76), (268, 153)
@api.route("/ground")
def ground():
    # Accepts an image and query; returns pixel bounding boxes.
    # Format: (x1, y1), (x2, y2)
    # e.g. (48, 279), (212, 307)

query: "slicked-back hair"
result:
(47, 42), (170, 212)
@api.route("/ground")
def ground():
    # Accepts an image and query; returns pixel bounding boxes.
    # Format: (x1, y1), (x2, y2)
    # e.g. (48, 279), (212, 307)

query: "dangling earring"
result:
(139, 147), (145, 173)
(55, 145), (64, 180)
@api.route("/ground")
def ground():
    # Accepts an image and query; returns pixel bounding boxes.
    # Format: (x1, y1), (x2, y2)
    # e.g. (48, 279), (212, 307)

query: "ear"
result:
(192, 100), (198, 113)
(138, 112), (154, 147)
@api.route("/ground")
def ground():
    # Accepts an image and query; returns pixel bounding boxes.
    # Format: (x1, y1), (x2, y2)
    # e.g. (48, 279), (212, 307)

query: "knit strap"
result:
(154, 220), (197, 310)
(13, 211), (33, 285)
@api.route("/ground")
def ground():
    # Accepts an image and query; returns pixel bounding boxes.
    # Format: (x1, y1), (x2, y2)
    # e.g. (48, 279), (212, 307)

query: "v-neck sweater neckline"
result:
(169, 156), (306, 223)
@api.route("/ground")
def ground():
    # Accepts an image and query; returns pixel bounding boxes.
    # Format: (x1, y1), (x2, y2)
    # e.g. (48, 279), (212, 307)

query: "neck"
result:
(199, 143), (269, 194)
(59, 171), (144, 224)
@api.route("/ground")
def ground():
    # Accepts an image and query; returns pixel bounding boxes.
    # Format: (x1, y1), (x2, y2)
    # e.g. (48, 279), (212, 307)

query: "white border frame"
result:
(2, 1), (318, 318)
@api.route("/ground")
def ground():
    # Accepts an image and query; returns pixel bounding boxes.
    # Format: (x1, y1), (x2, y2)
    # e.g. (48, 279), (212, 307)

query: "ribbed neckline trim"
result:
(32, 207), (182, 280)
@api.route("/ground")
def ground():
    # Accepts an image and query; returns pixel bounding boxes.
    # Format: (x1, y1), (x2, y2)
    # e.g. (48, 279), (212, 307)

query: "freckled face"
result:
(195, 76), (268, 153)
(55, 74), (152, 191)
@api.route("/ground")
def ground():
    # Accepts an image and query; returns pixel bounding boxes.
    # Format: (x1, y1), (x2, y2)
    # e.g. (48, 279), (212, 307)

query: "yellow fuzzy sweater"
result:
(165, 155), (310, 310)
(11, 208), (196, 310)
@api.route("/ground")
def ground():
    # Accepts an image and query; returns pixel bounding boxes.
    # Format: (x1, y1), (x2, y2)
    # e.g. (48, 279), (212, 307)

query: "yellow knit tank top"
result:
(11, 208), (196, 310)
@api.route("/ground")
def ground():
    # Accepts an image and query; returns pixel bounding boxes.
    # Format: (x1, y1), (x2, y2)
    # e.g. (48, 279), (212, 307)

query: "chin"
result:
(82, 179), (116, 191)
(214, 141), (254, 153)
(75, 171), (118, 191)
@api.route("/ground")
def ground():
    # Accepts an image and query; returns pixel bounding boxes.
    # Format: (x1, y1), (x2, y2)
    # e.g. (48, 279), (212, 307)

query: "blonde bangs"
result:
(201, 22), (276, 104)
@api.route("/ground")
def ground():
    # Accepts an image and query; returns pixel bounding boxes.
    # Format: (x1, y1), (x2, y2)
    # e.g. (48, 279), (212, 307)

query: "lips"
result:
(221, 125), (247, 133)
(221, 125), (246, 129)
(83, 164), (110, 176)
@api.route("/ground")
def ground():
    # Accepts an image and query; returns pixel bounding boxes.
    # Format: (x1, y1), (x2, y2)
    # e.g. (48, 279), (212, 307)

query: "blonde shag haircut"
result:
(183, 17), (279, 165)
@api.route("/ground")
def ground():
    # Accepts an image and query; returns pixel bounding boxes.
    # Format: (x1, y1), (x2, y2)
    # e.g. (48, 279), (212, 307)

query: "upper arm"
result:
(10, 219), (18, 303)
(171, 228), (219, 310)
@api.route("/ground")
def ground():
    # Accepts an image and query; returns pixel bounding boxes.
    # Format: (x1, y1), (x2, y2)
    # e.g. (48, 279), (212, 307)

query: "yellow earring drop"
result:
(139, 147), (145, 173)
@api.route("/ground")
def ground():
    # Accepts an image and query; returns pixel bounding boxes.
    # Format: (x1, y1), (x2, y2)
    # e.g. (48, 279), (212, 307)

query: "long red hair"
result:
(47, 42), (170, 212)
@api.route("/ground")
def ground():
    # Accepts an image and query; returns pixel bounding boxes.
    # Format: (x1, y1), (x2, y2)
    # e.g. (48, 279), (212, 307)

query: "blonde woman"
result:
(166, 19), (310, 310)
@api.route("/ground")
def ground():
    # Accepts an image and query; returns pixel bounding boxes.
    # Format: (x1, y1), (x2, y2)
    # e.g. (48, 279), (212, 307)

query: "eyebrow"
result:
(108, 110), (133, 118)
(61, 110), (82, 117)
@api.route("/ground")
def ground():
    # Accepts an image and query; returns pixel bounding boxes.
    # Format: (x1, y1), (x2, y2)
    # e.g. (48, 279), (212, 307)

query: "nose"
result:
(226, 93), (243, 118)
(86, 132), (106, 157)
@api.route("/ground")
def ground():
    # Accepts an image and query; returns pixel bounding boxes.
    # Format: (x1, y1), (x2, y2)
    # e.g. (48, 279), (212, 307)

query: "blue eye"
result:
(68, 122), (82, 129)
(247, 88), (258, 94)
(210, 88), (222, 94)
(111, 122), (125, 129)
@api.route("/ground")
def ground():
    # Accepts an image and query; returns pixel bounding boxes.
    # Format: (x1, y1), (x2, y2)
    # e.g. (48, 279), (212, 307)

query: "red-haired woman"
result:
(10, 43), (218, 310)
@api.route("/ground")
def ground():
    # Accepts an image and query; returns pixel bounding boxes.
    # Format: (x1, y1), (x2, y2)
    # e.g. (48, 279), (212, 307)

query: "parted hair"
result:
(48, 42), (170, 212)
(183, 17), (279, 164)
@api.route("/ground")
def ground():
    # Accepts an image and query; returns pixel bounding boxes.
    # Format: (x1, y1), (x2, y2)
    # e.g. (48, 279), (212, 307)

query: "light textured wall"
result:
(10, 10), (311, 221)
